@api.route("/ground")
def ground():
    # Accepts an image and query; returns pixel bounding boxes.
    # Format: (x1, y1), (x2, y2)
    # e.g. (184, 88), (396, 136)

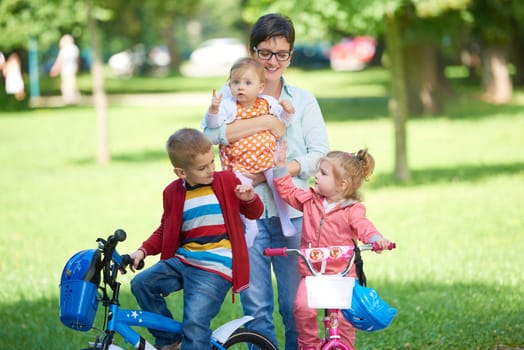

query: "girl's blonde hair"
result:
(320, 149), (375, 200)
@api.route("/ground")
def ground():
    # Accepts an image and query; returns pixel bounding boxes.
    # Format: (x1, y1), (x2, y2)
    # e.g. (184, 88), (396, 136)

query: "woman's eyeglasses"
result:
(253, 47), (292, 61)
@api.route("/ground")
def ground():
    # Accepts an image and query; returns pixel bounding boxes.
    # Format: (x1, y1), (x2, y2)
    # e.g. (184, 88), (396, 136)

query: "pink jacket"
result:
(274, 173), (382, 277)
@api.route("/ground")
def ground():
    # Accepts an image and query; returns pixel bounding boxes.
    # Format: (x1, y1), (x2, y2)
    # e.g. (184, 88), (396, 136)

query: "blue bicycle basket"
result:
(341, 281), (397, 332)
(59, 249), (101, 331)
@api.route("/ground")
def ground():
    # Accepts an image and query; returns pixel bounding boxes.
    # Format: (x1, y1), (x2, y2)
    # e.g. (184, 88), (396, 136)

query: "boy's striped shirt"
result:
(175, 184), (232, 281)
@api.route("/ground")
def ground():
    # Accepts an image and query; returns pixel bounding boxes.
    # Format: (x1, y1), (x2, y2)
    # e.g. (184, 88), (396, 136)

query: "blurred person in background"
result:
(50, 34), (80, 105)
(2, 52), (25, 101)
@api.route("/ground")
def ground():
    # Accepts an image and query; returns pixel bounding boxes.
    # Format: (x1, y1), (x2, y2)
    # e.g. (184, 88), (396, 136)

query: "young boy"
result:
(128, 128), (263, 350)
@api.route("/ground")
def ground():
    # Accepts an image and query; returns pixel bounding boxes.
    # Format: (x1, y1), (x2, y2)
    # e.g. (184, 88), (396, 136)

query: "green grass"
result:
(1, 68), (524, 349)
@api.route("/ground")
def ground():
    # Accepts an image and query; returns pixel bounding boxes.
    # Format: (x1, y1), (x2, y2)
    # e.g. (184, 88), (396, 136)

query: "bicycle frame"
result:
(60, 230), (259, 350)
(102, 302), (254, 349)
(264, 242), (395, 350)
(104, 260), (255, 349)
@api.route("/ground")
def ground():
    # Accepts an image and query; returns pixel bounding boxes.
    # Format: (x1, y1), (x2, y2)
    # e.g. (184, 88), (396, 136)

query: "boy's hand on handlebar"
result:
(128, 249), (146, 272)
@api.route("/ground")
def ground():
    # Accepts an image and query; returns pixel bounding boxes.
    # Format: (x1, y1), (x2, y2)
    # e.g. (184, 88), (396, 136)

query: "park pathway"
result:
(29, 92), (209, 108)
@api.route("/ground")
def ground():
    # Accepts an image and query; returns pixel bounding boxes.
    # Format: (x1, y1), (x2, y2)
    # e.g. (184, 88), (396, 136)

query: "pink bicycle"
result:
(264, 242), (396, 350)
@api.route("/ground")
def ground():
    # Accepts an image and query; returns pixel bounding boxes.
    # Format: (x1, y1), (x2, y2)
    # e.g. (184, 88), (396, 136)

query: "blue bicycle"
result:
(59, 229), (277, 350)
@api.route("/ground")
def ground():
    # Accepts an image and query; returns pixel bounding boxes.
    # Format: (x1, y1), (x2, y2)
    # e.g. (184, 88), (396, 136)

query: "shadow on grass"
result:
(0, 290), (152, 350)
(443, 95), (524, 121)
(112, 149), (167, 163)
(2, 281), (522, 349)
(74, 154), (524, 191)
(74, 149), (167, 165)
(318, 94), (524, 123)
(355, 280), (524, 350)
(319, 97), (389, 122)
(371, 161), (524, 189)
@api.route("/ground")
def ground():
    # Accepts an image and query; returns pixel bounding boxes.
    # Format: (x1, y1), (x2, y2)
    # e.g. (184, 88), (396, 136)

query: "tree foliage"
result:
(0, 0), (86, 50)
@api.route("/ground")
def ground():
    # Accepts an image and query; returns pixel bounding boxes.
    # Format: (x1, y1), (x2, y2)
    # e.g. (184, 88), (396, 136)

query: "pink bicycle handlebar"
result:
(371, 241), (396, 251)
(263, 247), (288, 256)
(264, 243), (396, 276)
(264, 242), (396, 258)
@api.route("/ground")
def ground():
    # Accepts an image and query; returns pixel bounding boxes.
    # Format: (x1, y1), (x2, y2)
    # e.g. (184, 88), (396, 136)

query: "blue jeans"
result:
(240, 216), (302, 350)
(130, 258), (231, 350)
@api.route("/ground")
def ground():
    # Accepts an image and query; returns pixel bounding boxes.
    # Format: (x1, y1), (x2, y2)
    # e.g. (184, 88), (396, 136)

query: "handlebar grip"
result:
(107, 229), (127, 246)
(263, 248), (288, 256)
(114, 229), (127, 242)
(122, 254), (145, 270)
(371, 242), (396, 251)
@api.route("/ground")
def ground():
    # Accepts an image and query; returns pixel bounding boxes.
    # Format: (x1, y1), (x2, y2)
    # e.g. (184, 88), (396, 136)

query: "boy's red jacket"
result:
(140, 171), (263, 293)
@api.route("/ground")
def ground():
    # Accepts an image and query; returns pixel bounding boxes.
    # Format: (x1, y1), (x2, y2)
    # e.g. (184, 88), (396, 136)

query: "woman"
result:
(203, 13), (329, 349)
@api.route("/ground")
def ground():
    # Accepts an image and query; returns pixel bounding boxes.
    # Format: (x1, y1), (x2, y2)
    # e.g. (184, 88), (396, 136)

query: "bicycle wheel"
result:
(220, 328), (277, 350)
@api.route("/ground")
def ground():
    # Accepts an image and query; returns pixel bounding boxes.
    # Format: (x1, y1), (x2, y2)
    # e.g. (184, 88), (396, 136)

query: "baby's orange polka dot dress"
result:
(220, 97), (277, 174)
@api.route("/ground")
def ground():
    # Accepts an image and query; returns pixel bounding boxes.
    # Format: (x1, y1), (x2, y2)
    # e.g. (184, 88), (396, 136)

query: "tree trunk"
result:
(87, 0), (110, 164)
(481, 44), (512, 104)
(161, 20), (179, 72)
(512, 29), (524, 86)
(385, 12), (410, 183)
(404, 40), (444, 116)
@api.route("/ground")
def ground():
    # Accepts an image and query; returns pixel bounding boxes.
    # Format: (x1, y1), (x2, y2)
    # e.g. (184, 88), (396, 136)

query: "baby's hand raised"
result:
(209, 89), (223, 115)
(235, 183), (256, 201)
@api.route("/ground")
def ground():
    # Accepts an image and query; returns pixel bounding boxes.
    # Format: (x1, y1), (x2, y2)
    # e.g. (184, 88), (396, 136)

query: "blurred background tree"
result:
(243, 0), (524, 181)
(1, 0), (522, 176)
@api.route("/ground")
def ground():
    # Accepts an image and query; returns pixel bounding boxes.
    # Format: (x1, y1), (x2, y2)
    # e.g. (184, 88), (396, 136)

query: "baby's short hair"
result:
(166, 128), (212, 168)
(229, 57), (265, 82)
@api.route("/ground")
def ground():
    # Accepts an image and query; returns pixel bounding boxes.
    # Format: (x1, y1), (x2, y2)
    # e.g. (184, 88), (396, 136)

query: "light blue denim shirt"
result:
(203, 78), (330, 219)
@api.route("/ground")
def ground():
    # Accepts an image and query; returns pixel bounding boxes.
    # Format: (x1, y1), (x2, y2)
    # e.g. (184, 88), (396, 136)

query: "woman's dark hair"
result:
(249, 13), (295, 54)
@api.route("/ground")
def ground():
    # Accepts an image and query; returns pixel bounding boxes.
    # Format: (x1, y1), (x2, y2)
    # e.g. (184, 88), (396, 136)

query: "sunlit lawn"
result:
(1, 68), (523, 349)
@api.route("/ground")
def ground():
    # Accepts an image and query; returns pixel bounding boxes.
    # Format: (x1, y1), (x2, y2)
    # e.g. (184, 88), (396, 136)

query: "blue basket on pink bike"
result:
(59, 249), (101, 331)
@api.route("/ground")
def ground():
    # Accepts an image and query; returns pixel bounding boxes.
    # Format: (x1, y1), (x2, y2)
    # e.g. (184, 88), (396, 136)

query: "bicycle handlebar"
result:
(264, 242), (396, 257)
(263, 242), (396, 276)
(122, 254), (145, 270)
(98, 229), (145, 272)
(263, 247), (288, 256)
(109, 228), (127, 245)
